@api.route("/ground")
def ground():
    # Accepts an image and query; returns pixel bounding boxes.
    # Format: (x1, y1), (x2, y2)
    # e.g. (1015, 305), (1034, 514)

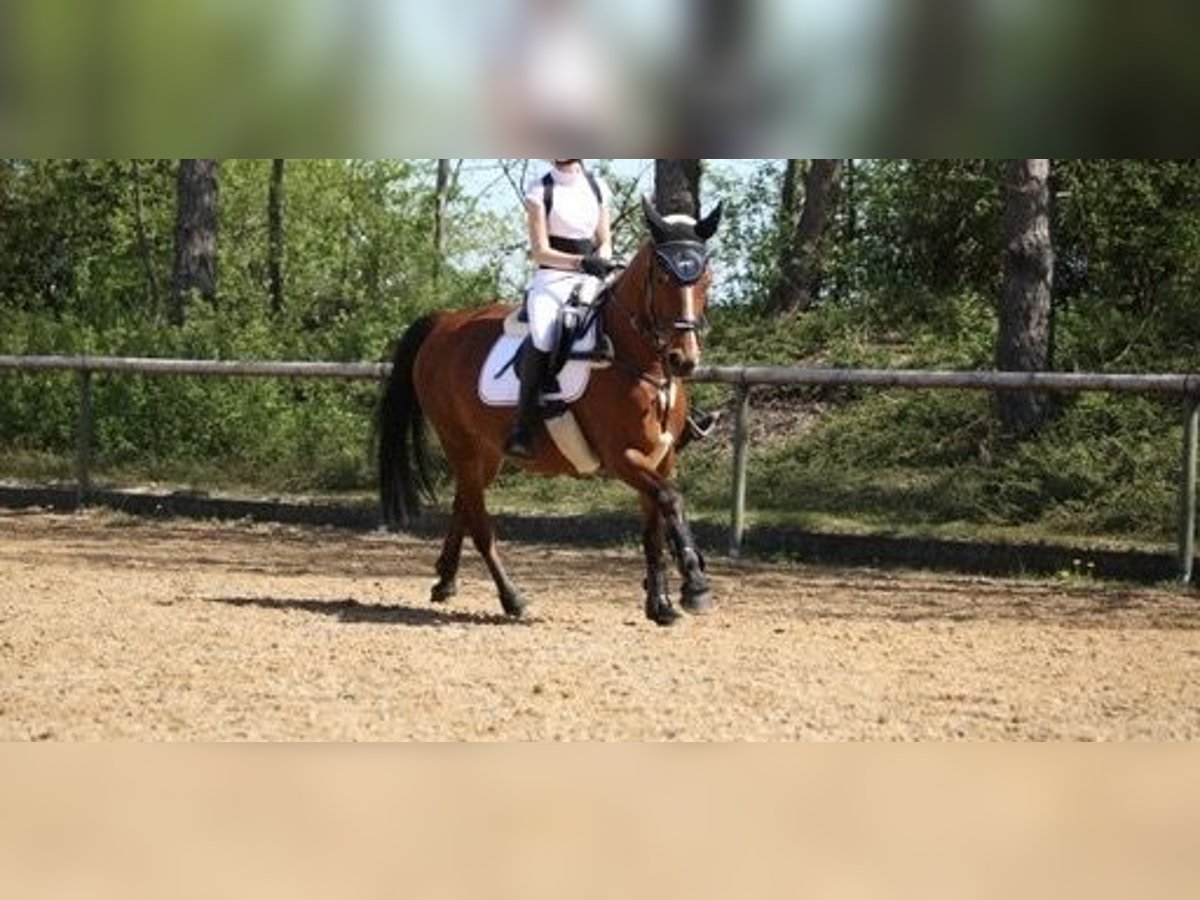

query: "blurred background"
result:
(4, 749), (1200, 899)
(4, 0), (1200, 154)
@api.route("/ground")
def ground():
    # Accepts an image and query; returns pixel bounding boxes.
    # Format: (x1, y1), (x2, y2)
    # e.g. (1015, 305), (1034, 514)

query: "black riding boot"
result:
(504, 343), (551, 459)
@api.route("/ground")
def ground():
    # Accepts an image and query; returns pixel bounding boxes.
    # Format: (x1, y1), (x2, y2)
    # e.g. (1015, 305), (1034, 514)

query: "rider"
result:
(505, 158), (617, 459)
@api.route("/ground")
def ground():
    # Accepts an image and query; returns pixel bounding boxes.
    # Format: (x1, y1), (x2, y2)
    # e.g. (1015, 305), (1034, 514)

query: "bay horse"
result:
(377, 198), (723, 626)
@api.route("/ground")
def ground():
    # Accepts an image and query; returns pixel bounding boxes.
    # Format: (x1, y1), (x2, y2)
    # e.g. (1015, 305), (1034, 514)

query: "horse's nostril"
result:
(672, 356), (696, 376)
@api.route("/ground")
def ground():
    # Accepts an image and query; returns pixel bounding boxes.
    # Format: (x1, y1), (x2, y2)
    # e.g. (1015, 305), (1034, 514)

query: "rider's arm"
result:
(526, 198), (589, 271)
(595, 202), (613, 260)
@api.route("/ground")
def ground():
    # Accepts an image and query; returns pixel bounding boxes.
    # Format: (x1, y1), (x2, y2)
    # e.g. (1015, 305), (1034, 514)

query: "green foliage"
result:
(706, 287), (996, 372)
(718, 159), (1200, 324)
(0, 158), (503, 492)
(850, 159), (1007, 300)
(742, 389), (1170, 534)
(1055, 159), (1200, 309)
(706, 160), (788, 309)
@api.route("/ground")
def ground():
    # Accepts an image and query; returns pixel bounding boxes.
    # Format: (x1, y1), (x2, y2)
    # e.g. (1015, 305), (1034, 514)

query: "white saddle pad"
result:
(478, 316), (598, 408)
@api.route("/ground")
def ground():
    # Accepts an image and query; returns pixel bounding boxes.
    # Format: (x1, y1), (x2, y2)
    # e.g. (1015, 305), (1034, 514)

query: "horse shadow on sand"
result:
(203, 595), (531, 628)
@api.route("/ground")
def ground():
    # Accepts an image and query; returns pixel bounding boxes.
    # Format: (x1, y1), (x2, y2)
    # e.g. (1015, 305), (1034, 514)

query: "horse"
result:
(377, 197), (723, 626)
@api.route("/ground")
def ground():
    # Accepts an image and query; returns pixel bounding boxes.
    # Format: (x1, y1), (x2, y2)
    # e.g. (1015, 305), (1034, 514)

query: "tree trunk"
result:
(996, 158), (1054, 438)
(433, 158), (454, 283)
(129, 159), (161, 321)
(654, 159), (702, 217)
(767, 159), (842, 315)
(434, 159), (452, 254)
(169, 159), (219, 326)
(778, 159), (800, 231)
(267, 158), (285, 315)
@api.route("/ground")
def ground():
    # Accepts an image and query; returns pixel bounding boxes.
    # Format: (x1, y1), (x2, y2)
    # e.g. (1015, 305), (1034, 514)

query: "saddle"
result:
(481, 283), (613, 403)
(478, 286), (614, 475)
(504, 283), (614, 390)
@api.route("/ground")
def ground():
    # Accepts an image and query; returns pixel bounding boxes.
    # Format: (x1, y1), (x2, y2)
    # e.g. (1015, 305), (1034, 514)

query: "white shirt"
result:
(524, 166), (611, 241)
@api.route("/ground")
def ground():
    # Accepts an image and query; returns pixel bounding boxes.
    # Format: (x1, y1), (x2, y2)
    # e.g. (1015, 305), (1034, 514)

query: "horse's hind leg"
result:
(456, 453), (527, 618)
(430, 494), (465, 603)
(467, 496), (527, 618)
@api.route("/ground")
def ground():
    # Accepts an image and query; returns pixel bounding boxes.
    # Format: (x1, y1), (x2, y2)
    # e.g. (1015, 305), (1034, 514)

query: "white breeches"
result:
(525, 269), (600, 353)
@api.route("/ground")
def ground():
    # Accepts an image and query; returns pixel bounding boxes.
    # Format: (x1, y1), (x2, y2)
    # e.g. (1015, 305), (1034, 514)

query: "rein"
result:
(581, 271), (672, 394)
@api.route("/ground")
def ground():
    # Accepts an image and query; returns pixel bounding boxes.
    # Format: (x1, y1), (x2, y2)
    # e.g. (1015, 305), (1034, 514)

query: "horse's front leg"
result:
(639, 494), (679, 626)
(616, 449), (714, 620)
(657, 484), (714, 614)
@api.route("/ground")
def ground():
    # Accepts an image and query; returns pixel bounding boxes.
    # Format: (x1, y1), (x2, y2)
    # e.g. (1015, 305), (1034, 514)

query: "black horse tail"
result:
(378, 313), (439, 529)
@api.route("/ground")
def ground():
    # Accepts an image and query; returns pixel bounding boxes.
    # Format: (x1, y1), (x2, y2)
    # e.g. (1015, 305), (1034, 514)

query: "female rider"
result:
(505, 158), (617, 459)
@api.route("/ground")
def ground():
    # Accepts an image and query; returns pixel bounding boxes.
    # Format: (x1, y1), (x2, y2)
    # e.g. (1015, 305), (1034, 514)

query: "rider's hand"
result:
(580, 254), (617, 279)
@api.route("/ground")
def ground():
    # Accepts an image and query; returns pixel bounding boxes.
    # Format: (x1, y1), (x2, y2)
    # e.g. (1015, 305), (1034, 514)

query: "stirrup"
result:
(504, 424), (537, 459)
(686, 411), (720, 442)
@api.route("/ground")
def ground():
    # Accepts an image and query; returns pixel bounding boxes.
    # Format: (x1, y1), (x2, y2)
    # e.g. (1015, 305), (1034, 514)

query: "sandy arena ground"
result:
(1, 508), (1199, 740)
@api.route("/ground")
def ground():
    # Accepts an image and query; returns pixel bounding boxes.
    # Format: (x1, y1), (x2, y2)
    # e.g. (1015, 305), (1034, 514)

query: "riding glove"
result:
(580, 254), (617, 279)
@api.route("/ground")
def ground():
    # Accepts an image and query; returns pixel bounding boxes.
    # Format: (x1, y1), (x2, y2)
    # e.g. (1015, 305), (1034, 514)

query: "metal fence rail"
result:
(0, 355), (391, 513)
(693, 365), (1200, 582)
(3, 354), (1199, 583)
(0, 354), (388, 381)
(693, 365), (1200, 395)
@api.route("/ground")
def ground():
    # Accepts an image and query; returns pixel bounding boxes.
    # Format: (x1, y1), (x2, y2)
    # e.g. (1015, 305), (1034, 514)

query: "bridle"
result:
(584, 240), (712, 406)
(637, 240), (712, 353)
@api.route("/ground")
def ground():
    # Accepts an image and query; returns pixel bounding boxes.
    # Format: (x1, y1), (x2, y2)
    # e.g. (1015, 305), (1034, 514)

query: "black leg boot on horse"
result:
(504, 341), (551, 460)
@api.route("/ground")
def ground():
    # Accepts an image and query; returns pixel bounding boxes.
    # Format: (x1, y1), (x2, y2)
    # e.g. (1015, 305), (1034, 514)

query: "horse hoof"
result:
(646, 600), (681, 627)
(430, 580), (457, 604)
(681, 586), (714, 615)
(500, 590), (528, 618)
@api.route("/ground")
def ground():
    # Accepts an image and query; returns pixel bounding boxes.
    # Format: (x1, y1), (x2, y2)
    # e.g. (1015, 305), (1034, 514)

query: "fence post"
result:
(729, 384), (751, 558)
(1179, 396), (1199, 585)
(74, 369), (93, 508)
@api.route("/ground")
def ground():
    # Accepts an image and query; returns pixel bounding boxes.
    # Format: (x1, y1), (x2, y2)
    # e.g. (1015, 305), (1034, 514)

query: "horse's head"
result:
(638, 196), (724, 377)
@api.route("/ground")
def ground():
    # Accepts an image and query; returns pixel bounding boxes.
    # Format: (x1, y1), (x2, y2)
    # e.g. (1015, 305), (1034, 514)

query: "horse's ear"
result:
(695, 201), (724, 242)
(641, 195), (670, 244)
